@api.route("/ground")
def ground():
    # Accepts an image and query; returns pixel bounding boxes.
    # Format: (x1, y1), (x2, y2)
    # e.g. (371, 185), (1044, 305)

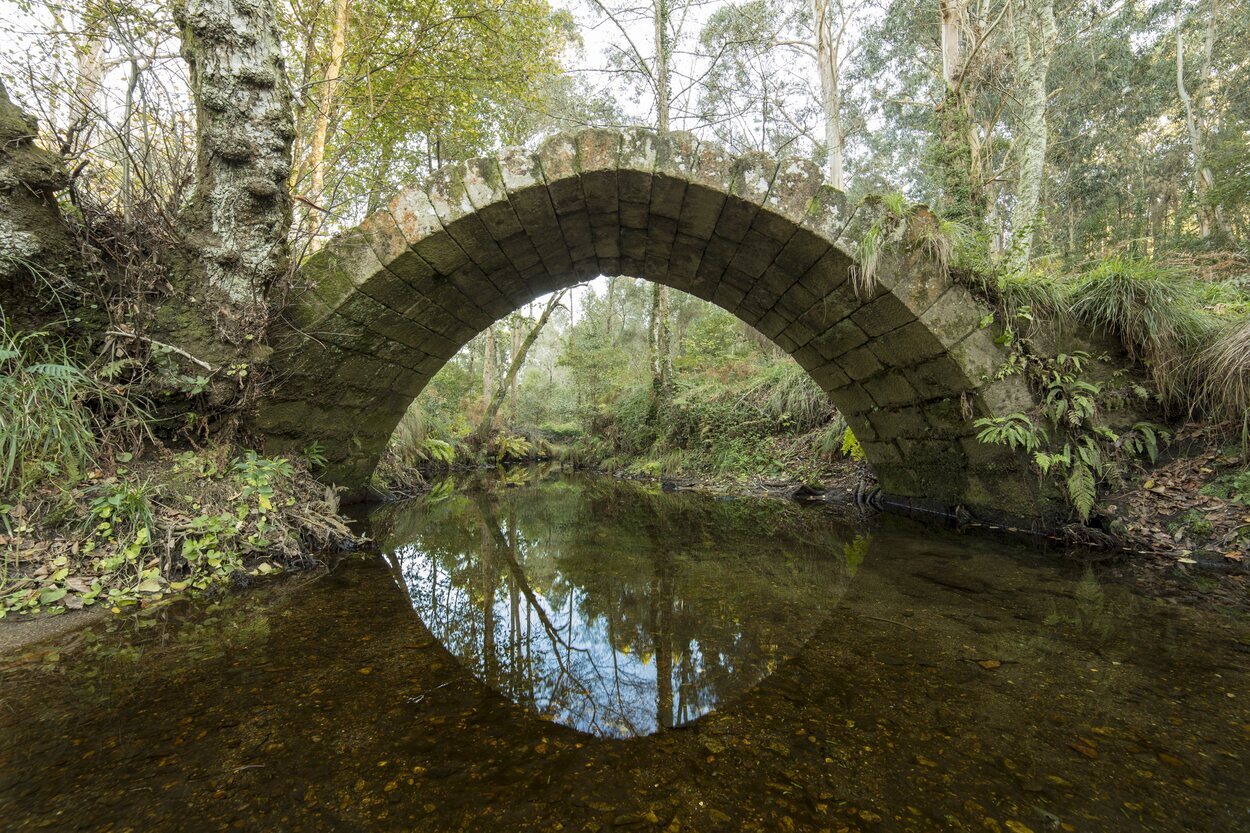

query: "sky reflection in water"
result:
(377, 474), (856, 737)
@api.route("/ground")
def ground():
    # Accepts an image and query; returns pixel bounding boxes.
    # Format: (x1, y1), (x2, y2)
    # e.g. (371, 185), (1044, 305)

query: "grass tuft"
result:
(0, 325), (149, 503)
(1066, 257), (1215, 407)
(1197, 317), (1250, 447)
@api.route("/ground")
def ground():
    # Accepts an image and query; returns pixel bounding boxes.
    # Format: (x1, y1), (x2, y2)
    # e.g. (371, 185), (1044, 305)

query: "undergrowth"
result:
(0, 321), (354, 617)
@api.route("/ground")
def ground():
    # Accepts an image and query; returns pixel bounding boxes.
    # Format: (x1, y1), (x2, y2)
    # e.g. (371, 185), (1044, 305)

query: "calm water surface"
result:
(1, 471), (1248, 832)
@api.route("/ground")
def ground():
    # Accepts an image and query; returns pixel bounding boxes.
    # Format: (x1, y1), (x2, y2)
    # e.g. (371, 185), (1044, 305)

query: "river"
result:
(1, 470), (1247, 831)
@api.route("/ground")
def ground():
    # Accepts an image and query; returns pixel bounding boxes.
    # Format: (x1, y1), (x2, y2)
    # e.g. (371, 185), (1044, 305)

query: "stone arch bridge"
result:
(257, 128), (1039, 519)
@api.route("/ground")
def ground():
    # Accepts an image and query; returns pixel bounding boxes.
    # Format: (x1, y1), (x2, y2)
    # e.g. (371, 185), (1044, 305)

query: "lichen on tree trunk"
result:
(174, 0), (295, 307)
(0, 80), (82, 330)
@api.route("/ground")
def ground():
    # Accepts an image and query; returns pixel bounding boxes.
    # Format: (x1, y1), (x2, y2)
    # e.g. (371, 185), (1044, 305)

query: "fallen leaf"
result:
(978, 659), (1002, 670)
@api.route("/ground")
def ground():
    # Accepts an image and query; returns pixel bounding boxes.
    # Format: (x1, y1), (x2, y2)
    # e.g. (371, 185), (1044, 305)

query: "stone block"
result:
(537, 132), (583, 213)
(728, 227), (783, 279)
(867, 407), (921, 441)
(978, 376), (1036, 416)
(875, 248), (951, 317)
(772, 280), (818, 322)
(869, 320), (945, 366)
(796, 247), (853, 301)
(678, 182), (726, 240)
(386, 187), (470, 278)
(618, 128), (659, 206)
(791, 343), (823, 371)
(908, 355), (971, 400)
(667, 233), (704, 282)
(858, 439), (903, 465)
(755, 309), (788, 340)
(777, 316), (816, 349)
(649, 173), (688, 221)
(716, 194), (761, 244)
(920, 284), (983, 346)
(811, 318), (868, 361)
(836, 345), (884, 381)
(921, 396), (972, 435)
(301, 229), (383, 311)
(712, 281), (746, 312)
(830, 381), (876, 414)
(851, 294), (914, 338)
(863, 370), (919, 407)
(773, 228), (829, 280)
(763, 156), (823, 227)
(808, 361), (850, 392)
(798, 185), (852, 244)
(948, 329), (1005, 387)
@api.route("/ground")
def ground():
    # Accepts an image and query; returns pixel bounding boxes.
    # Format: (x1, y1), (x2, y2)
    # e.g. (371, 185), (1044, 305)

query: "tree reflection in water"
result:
(372, 471), (858, 737)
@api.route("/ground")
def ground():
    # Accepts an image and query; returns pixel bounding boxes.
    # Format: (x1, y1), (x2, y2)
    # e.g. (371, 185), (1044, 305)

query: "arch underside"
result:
(258, 128), (1040, 519)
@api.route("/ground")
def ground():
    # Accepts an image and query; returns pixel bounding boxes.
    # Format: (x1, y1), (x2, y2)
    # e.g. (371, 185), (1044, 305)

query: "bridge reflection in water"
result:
(372, 471), (858, 737)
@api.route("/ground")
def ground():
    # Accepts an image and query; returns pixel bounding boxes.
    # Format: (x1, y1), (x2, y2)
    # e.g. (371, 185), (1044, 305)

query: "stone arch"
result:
(258, 128), (1039, 518)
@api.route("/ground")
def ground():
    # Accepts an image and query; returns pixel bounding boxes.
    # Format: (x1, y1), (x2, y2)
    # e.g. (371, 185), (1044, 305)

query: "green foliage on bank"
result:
(0, 322), (352, 617)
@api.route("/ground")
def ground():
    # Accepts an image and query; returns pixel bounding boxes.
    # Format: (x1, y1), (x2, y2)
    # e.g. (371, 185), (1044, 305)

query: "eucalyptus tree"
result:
(1006, 0), (1057, 270)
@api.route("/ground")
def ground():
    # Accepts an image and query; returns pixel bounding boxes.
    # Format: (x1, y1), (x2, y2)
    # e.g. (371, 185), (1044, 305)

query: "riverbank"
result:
(0, 439), (358, 622)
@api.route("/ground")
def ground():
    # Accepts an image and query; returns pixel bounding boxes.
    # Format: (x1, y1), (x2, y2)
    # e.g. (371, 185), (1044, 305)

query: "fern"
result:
(421, 438), (456, 465)
(978, 348), (1169, 523)
(839, 427), (865, 462)
(1066, 462), (1097, 522)
(974, 414), (1045, 452)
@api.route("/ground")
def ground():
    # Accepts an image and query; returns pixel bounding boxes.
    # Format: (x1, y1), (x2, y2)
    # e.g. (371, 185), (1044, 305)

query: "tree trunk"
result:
(939, 0), (963, 88)
(0, 81), (81, 330)
(812, 0), (845, 189)
(509, 319), (522, 425)
(1174, 4), (1221, 239)
(1008, 0), (1056, 272)
(474, 292), (565, 444)
(654, 0), (671, 132)
(657, 284), (671, 391)
(175, 0), (295, 305)
(307, 0), (349, 212)
(65, 4), (107, 154)
(934, 0), (984, 224)
(482, 323), (497, 421)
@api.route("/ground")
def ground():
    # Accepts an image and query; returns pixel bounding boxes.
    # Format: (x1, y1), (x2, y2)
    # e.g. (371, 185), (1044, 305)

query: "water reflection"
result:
(372, 472), (856, 737)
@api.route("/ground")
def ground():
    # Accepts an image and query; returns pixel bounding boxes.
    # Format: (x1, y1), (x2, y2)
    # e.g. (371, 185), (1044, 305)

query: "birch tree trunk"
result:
(174, 0), (295, 305)
(812, 0), (845, 189)
(1008, 0), (1056, 272)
